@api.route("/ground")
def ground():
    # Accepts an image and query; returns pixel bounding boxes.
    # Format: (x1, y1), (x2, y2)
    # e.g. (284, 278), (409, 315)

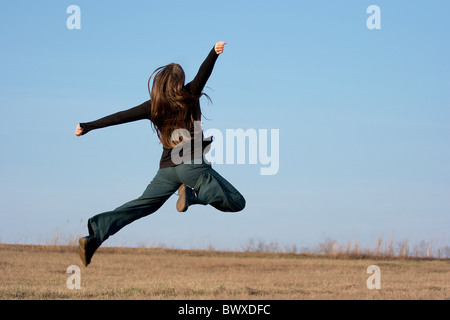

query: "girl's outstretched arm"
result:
(186, 41), (227, 96)
(75, 100), (151, 136)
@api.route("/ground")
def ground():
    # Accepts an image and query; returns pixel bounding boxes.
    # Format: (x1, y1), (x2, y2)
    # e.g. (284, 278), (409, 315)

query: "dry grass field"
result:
(0, 243), (448, 300)
(0, 244), (450, 300)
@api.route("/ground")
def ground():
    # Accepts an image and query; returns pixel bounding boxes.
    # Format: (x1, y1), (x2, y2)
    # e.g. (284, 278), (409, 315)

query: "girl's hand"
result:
(75, 124), (84, 136)
(215, 41), (227, 55)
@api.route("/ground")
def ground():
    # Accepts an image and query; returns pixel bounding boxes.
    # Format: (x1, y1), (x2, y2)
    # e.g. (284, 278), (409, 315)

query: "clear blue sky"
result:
(0, 0), (449, 251)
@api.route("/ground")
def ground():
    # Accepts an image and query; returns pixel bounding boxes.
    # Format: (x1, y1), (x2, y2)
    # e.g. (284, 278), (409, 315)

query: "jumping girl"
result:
(75, 42), (246, 266)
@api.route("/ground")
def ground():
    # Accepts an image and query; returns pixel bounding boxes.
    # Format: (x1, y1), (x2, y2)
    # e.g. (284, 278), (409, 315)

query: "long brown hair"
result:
(148, 63), (209, 148)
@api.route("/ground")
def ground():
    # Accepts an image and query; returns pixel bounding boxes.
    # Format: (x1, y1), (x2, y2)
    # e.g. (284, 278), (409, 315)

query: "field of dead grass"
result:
(0, 243), (448, 300)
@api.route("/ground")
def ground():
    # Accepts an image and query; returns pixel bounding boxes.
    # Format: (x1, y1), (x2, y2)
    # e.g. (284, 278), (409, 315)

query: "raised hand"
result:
(214, 41), (227, 55)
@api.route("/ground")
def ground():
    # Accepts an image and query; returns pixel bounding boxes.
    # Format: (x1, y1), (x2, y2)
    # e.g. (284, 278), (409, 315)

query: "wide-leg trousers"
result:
(87, 161), (246, 246)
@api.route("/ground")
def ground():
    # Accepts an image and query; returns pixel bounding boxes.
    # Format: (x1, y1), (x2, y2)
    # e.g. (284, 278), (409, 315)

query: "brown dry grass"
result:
(0, 243), (449, 300)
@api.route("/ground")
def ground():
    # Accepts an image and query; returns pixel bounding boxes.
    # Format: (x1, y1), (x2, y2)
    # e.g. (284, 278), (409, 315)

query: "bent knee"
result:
(231, 195), (246, 212)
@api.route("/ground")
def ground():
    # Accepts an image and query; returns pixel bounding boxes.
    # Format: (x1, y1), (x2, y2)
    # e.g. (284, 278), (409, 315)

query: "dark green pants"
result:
(88, 161), (246, 246)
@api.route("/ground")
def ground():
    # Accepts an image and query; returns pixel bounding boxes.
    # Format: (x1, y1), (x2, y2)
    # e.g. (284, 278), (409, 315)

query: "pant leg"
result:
(88, 168), (180, 246)
(176, 162), (246, 213)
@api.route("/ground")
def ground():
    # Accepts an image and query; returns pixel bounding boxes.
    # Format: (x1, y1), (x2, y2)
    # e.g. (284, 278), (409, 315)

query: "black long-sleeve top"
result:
(79, 46), (219, 168)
